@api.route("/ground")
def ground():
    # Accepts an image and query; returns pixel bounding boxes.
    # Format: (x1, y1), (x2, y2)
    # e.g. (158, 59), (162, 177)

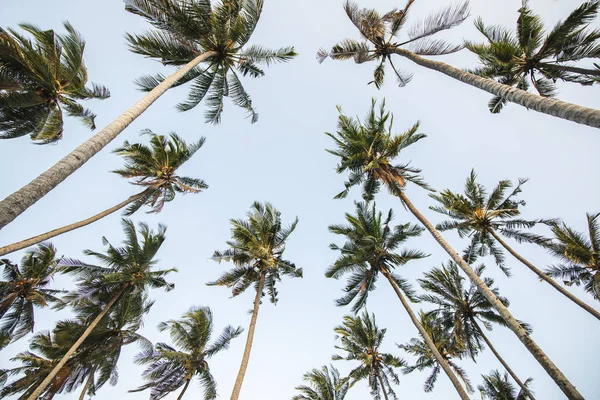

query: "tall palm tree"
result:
(332, 312), (404, 400)
(130, 306), (243, 400)
(292, 365), (350, 400)
(0, 243), (63, 348)
(465, 1), (600, 113)
(478, 370), (534, 400)
(325, 99), (583, 399)
(0, 0), (297, 230)
(27, 219), (175, 400)
(327, 201), (470, 399)
(318, 1), (600, 129)
(0, 22), (110, 143)
(399, 312), (473, 394)
(208, 201), (302, 400)
(0, 130), (207, 257)
(419, 262), (535, 399)
(546, 212), (600, 301)
(430, 171), (600, 321)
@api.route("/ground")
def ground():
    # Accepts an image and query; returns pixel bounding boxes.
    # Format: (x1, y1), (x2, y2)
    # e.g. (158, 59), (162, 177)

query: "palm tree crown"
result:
(292, 365), (350, 400)
(327, 201), (426, 312)
(466, 1), (600, 113)
(131, 306), (242, 400)
(0, 243), (63, 348)
(113, 130), (208, 215)
(125, 0), (296, 124)
(0, 22), (109, 143)
(333, 311), (405, 400)
(479, 370), (534, 400)
(318, 0), (469, 88)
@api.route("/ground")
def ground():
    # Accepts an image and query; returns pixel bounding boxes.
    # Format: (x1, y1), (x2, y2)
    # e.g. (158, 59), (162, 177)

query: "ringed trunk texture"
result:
(489, 229), (600, 322)
(0, 51), (217, 230)
(473, 319), (535, 400)
(382, 269), (470, 400)
(78, 370), (95, 400)
(28, 286), (127, 400)
(229, 274), (265, 400)
(177, 378), (191, 400)
(376, 373), (390, 400)
(393, 48), (600, 129)
(397, 191), (584, 400)
(0, 190), (150, 257)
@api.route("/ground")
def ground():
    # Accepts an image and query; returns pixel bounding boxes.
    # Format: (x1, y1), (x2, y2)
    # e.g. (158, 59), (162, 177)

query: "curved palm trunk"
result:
(393, 48), (600, 129)
(382, 269), (470, 400)
(0, 51), (217, 230)
(376, 373), (389, 400)
(472, 319), (535, 400)
(28, 285), (127, 400)
(396, 191), (584, 400)
(230, 274), (265, 400)
(177, 378), (191, 400)
(489, 229), (600, 321)
(78, 370), (94, 400)
(0, 189), (150, 257)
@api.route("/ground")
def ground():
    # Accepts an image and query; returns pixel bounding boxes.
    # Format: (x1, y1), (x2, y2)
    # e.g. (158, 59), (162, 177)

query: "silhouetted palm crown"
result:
(327, 201), (426, 312)
(478, 370), (534, 400)
(466, 1), (600, 113)
(292, 365), (350, 400)
(0, 22), (109, 143)
(333, 312), (405, 400)
(546, 212), (600, 300)
(113, 130), (208, 215)
(318, 0), (469, 88)
(209, 202), (302, 303)
(131, 306), (242, 400)
(125, 0), (296, 124)
(0, 243), (63, 347)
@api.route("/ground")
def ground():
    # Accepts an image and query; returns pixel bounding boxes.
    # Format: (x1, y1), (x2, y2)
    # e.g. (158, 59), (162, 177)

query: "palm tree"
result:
(0, 243), (63, 348)
(325, 99), (583, 399)
(419, 262), (535, 399)
(430, 171), (600, 321)
(130, 306), (243, 400)
(465, 1), (600, 114)
(327, 201), (470, 399)
(332, 312), (404, 400)
(399, 312), (473, 394)
(318, 1), (600, 129)
(208, 201), (302, 400)
(292, 365), (350, 400)
(546, 212), (600, 301)
(479, 370), (534, 400)
(0, 130), (207, 257)
(27, 218), (175, 400)
(0, 0), (297, 230)
(0, 22), (110, 143)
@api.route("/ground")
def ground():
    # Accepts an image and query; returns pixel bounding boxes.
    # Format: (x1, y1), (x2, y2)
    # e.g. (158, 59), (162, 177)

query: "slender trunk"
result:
(489, 229), (600, 322)
(472, 319), (535, 400)
(177, 378), (191, 400)
(0, 51), (217, 230)
(78, 370), (95, 400)
(393, 48), (600, 129)
(397, 191), (584, 400)
(0, 189), (150, 257)
(539, 62), (600, 77)
(376, 373), (389, 400)
(382, 269), (470, 400)
(28, 286), (127, 400)
(230, 274), (265, 400)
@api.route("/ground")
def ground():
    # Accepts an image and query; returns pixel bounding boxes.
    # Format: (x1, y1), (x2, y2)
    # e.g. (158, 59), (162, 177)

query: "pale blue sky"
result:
(1, 0), (599, 399)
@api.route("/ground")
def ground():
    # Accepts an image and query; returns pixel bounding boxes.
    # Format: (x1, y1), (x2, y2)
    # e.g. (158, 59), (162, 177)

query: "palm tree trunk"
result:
(0, 51), (217, 231)
(0, 189), (151, 257)
(28, 285), (127, 400)
(177, 378), (191, 400)
(230, 274), (265, 400)
(376, 374), (389, 400)
(392, 48), (600, 129)
(78, 370), (95, 400)
(472, 319), (535, 400)
(382, 269), (470, 400)
(489, 229), (600, 321)
(396, 190), (584, 400)
(538, 62), (600, 77)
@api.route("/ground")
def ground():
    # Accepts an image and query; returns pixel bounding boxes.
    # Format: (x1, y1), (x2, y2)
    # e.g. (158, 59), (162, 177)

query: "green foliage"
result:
(292, 365), (350, 400)
(478, 370), (534, 399)
(125, 0), (296, 124)
(0, 22), (109, 143)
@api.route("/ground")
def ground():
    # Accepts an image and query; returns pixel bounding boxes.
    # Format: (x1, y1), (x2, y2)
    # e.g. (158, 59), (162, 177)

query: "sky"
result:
(1, 0), (599, 399)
